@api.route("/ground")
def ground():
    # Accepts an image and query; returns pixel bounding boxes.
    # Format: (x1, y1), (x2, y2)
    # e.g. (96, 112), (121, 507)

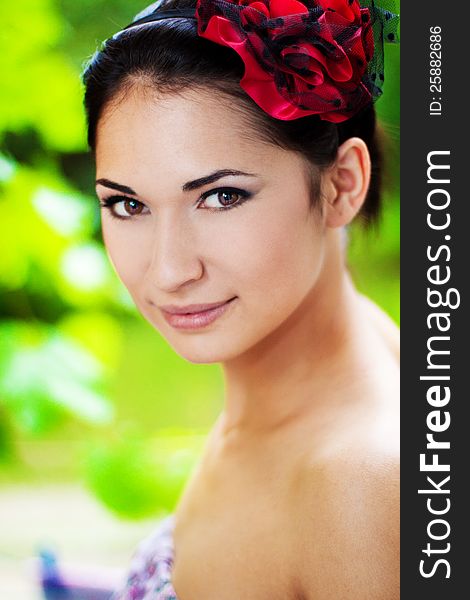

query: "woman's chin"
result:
(172, 345), (231, 365)
(164, 334), (246, 365)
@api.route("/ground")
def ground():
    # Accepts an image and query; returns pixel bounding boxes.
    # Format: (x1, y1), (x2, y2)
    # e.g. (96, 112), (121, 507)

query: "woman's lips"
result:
(160, 297), (237, 330)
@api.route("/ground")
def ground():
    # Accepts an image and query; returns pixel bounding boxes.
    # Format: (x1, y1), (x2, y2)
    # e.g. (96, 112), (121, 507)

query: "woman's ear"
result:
(323, 137), (371, 228)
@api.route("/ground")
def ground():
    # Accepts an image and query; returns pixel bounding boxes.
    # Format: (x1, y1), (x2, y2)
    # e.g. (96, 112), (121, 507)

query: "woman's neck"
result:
(219, 232), (365, 437)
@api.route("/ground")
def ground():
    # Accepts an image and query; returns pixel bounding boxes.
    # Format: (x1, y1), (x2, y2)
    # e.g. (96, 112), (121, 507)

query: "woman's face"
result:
(95, 87), (328, 363)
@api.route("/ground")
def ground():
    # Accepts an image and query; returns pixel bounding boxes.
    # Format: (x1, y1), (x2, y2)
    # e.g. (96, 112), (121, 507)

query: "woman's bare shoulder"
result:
(290, 434), (400, 522)
(289, 440), (399, 600)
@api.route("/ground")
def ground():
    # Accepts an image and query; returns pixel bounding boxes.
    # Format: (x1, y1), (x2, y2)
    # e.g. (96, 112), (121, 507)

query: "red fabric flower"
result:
(195, 0), (375, 122)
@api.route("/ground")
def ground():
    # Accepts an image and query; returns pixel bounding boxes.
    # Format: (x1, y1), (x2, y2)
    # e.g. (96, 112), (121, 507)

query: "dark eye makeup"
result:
(99, 186), (254, 220)
(99, 196), (147, 220)
(199, 187), (253, 211)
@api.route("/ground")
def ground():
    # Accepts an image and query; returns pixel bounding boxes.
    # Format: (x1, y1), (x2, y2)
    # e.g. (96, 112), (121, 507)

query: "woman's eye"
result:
(100, 196), (149, 219)
(199, 188), (251, 210)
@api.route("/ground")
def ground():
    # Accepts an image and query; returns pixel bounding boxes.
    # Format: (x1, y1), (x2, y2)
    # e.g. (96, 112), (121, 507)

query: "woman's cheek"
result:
(217, 204), (322, 312)
(102, 223), (149, 292)
(239, 202), (319, 280)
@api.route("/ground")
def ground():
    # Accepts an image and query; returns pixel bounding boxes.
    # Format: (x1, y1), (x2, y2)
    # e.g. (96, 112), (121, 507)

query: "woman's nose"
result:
(144, 215), (204, 294)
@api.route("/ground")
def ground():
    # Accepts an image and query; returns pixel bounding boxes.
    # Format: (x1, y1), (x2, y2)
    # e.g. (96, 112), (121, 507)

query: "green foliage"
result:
(349, 190), (400, 323)
(0, 0), (86, 151)
(0, 321), (113, 435)
(84, 431), (204, 518)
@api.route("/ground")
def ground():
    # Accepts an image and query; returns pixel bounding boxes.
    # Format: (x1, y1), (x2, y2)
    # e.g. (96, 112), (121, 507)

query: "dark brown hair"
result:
(82, 0), (383, 223)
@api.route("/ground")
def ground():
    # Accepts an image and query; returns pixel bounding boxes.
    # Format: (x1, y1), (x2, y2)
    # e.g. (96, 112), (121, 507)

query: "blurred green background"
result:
(0, 0), (399, 528)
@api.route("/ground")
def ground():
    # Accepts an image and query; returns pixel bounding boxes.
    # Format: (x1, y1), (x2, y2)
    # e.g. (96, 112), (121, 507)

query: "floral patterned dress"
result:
(112, 514), (179, 600)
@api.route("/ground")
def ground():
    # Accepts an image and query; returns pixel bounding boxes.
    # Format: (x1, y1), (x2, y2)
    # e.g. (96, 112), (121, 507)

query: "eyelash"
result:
(99, 187), (253, 221)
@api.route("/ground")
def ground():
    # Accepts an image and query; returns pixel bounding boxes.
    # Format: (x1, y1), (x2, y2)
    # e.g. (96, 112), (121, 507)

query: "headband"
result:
(121, 0), (399, 123)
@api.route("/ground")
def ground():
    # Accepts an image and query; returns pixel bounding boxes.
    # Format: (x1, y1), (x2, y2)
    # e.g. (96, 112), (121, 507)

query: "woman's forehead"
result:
(95, 87), (292, 176)
(98, 88), (258, 149)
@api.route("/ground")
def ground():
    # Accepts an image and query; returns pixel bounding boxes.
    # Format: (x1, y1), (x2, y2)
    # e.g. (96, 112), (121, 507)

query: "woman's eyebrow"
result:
(181, 169), (258, 192)
(95, 179), (137, 195)
(95, 169), (258, 196)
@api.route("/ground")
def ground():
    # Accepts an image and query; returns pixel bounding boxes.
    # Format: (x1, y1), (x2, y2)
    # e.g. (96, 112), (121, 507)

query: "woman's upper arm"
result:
(293, 453), (400, 600)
